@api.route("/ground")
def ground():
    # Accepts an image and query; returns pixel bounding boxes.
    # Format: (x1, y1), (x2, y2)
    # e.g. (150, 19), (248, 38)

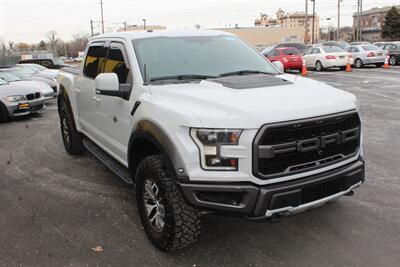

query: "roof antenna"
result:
(143, 63), (148, 85)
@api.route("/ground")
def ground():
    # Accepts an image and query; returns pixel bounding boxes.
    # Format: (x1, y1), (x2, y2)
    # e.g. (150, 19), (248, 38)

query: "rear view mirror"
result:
(272, 61), (284, 73)
(95, 73), (130, 99)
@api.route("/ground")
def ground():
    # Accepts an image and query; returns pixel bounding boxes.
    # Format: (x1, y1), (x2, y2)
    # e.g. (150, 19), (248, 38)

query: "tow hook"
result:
(345, 190), (354, 196)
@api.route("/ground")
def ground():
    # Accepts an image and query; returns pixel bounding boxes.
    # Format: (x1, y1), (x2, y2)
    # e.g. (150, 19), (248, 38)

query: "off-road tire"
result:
(136, 154), (201, 251)
(0, 102), (9, 123)
(58, 98), (84, 155)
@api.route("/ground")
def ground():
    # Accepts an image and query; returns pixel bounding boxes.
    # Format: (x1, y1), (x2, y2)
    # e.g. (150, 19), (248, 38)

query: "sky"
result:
(0, 0), (400, 43)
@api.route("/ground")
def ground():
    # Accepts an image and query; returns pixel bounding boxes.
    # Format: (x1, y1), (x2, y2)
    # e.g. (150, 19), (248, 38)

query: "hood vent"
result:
(209, 74), (292, 89)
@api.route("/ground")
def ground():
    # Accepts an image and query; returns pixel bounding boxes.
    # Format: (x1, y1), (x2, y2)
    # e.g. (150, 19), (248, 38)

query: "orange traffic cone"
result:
(346, 59), (351, 72)
(384, 55), (390, 69)
(301, 59), (307, 76)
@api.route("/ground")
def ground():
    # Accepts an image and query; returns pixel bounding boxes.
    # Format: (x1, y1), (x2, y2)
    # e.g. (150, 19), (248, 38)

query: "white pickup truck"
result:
(58, 30), (364, 251)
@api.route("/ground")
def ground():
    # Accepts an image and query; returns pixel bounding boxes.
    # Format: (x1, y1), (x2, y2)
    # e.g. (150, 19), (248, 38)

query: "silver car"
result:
(346, 45), (386, 68)
(0, 67), (57, 93)
(16, 63), (59, 80)
(0, 72), (54, 101)
(0, 78), (46, 122)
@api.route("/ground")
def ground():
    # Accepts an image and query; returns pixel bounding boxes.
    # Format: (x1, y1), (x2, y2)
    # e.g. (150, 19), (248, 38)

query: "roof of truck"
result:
(92, 29), (235, 41)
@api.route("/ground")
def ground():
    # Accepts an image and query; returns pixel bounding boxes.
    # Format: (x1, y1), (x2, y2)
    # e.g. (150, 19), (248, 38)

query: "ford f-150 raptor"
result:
(57, 30), (364, 251)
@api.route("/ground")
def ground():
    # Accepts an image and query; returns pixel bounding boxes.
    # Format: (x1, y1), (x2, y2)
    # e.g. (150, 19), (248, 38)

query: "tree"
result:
(46, 31), (59, 56)
(38, 40), (47, 51)
(381, 6), (400, 40)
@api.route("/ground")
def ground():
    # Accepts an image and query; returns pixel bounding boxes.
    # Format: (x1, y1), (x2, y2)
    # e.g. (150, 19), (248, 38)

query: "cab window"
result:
(83, 44), (107, 79)
(103, 43), (130, 84)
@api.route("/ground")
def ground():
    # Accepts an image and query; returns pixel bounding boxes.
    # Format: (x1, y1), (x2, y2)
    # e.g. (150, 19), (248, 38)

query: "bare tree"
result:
(46, 31), (59, 56)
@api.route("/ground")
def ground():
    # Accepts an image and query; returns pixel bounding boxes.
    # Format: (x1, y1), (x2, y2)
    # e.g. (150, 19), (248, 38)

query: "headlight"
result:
(190, 128), (242, 171)
(4, 95), (26, 102)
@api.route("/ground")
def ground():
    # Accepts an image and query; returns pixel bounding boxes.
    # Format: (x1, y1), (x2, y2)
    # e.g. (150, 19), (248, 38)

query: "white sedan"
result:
(303, 46), (353, 71)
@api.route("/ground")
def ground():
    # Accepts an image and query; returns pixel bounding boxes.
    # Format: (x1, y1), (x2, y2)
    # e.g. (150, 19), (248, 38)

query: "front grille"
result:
(253, 111), (361, 180)
(26, 92), (41, 100)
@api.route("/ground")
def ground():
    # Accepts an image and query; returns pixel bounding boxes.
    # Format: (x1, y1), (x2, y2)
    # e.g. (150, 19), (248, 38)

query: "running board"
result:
(82, 139), (134, 185)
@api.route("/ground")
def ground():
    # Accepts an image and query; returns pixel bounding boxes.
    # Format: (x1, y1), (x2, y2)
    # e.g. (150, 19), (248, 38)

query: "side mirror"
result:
(95, 73), (129, 98)
(272, 61), (284, 73)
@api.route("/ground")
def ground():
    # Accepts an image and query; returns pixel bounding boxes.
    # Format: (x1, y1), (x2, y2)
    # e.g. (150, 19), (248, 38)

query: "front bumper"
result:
(180, 160), (364, 219)
(5, 99), (46, 117)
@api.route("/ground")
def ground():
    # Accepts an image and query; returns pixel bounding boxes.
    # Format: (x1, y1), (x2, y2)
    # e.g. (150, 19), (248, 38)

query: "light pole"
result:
(100, 0), (104, 34)
(311, 0), (316, 44)
(305, 0), (309, 44)
(337, 0), (342, 40)
(143, 19), (146, 30)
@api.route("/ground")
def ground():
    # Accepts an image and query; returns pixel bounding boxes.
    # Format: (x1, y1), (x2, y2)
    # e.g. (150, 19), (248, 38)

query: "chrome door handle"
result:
(74, 87), (81, 93)
(92, 96), (101, 103)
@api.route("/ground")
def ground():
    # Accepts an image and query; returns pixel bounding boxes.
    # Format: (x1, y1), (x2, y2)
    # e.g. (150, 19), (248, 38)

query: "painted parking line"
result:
(307, 71), (400, 82)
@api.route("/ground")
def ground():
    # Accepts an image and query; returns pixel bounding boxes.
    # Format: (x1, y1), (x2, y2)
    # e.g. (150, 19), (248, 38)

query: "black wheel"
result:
(389, 56), (397, 66)
(59, 99), (84, 155)
(315, 61), (323, 72)
(136, 154), (201, 251)
(0, 102), (10, 123)
(355, 58), (363, 68)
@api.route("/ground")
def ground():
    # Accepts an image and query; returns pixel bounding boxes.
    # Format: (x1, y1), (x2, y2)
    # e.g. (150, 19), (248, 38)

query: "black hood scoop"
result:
(208, 74), (292, 89)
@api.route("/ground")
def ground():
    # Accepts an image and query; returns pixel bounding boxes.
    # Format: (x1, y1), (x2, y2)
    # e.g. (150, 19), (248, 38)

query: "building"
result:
(217, 27), (304, 48)
(353, 5), (400, 42)
(254, 13), (277, 27)
(118, 25), (166, 32)
(254, 9), (319, 43)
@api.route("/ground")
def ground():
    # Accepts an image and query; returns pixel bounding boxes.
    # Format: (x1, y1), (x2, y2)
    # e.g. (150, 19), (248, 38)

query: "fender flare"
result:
(128, 120), (189, 182)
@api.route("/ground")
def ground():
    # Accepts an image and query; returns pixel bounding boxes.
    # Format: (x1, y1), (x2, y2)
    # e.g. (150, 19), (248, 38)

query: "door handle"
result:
(92, 96), (101, 103)
(74, 87), (81, 93)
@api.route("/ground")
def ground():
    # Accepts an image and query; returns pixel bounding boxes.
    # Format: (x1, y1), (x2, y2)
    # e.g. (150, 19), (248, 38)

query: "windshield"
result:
(132, 35), (279, 81)
(0, 72), (21, 82)
(5, 69), (32, 78)
(283, 48), (300, 55)
(361, 45), (379, 51)
(323, 46), (345, 53)
(0, 78), (7, 85)
(53, 58), (65, 65)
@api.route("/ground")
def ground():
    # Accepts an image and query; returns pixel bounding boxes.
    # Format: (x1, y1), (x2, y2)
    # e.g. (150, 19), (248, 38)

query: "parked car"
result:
(373, 42), (388, 48)
(0, 72), (54, 101)
(264, 47), (303, 72)
(261, 43), (308, 55)
(0, 78), (46, 122)
(19, 58), (69, 69)
(346, 45), (386, 68)
(58, 30), (363, 251)
(321, 41), (350, 50)
(303, 46), (352, 71)
(349, 41), (370, 45)
(0, 67), (57, 93)
(16, 63), (59, 80)
(382, 42), (400, 65)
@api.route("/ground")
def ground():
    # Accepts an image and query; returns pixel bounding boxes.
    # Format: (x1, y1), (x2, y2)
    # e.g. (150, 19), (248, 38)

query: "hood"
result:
(11, 80), (53, 94)
(22, 76), (56, 87)
(35, 71), (57, 80)
(149, 74), (357, 128)
(0, 83), (40, 97)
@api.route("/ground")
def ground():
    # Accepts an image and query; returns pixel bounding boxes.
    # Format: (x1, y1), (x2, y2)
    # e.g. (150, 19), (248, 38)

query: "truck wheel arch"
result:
(128, 120), (189, 182)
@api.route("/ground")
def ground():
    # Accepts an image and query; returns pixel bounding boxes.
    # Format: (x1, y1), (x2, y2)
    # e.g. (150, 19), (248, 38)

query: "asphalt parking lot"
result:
(1, 66), (400, 267)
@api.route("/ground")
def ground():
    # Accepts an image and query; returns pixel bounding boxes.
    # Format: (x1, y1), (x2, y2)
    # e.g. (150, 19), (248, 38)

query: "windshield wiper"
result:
(150, 74), (218, 82)
(218, 70), (273, 77)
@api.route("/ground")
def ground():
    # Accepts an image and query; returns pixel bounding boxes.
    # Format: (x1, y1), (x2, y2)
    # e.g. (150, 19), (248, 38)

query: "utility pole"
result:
(143, 19), (146, 30)
(359, 0), (363, 41)
(100, 0), (104, 34)
(311, 0), (316, 44)
(305, 0), (309, 44)
(90, 19), (94, 37)
(337, 0), (341, 40)
(124, 21), (127, 31)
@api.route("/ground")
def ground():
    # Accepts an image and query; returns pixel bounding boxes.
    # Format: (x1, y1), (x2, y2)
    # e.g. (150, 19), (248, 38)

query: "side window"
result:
(40, 60), (51, 67)
(103, 43), (130, 84)
(83, 44), (107, 79)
